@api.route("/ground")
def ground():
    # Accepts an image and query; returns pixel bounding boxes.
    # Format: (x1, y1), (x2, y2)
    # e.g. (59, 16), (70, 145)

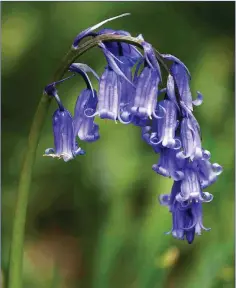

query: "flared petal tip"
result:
(159, 194), (170, 206)
(172, 230), (185, 240)
(203, 149), (211, 160)
(192, 91), (203, 106)
(212, 163), (223, 175)
(201, 192), (213, 203)
(74, 148), (86, 156)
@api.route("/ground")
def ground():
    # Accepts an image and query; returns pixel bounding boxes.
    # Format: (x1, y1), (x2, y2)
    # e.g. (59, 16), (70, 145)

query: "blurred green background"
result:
(1, 2), (235, 288)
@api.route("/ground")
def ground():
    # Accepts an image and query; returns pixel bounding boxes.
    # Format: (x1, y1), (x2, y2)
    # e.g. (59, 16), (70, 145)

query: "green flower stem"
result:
(8, 34), (169, 288)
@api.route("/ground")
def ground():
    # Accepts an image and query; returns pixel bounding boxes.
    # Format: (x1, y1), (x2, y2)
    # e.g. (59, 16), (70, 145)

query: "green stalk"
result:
(8, 34), (170, 288)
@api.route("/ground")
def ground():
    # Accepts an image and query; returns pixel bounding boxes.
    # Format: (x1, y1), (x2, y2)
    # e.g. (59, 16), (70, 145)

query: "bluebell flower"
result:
(131, 67), (160, 119)
(73, 88), (100, 142)
(117, 56), (140, 124)
(140, 88), (167, 150)
(44, 77), (85, 161)
(195, 157), (223, 189)
(151, 100), (179, 148)
(165, 59), (203, 135)
(72, 14), (139, 124)
(100, 32), (141, 123)
(152, 147), (185, 181)
(89, 41), (136, 122)
(44, 108), (85, 162)
(170, 62), (203, 112)
(176, 117), (203, 160)
(130, 41), (163, 120)
(159, 181), (211, 244)
(166, 74), (180, 109)
(68, 62), (100, 141)
(95, 66), (120, 121)
(175, 167), (213, 203)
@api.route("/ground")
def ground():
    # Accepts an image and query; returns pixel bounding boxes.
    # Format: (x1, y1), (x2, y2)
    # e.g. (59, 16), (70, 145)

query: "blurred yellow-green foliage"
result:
(2, 2), (235, 288)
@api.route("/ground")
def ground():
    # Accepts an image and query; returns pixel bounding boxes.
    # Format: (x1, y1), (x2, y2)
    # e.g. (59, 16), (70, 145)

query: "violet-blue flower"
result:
(74, 88), (100, 142)
(159, 181), (211, 244)
(96, 67), (120, 121)
(130, 41), (163, 120)
(44, 108), (85, 162)
(176, 117), (203, 160)
(153, 99), (179, 148)
(196, 157), (223, 189)
(170, 62), (203, 112)
(175, 167), (213, 203)
(152, 147), (185, 181)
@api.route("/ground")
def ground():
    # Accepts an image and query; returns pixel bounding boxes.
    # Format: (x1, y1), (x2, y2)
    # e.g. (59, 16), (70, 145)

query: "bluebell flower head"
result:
(73, 88), (100, 142)
(44, 16), (223, 244)
(44, 108), (85, 162)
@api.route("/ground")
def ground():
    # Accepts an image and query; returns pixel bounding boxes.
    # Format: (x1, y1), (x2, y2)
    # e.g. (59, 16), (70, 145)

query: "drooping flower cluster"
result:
(44, 14), (223, 243)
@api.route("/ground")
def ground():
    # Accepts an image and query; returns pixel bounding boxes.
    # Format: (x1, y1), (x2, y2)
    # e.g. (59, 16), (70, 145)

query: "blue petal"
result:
(44, 109), (83, 162)
(171, 63), (193, 111)
(73, 89), (100, 142)
(192, 91), (203, 106)
(96, 68), (120, 121)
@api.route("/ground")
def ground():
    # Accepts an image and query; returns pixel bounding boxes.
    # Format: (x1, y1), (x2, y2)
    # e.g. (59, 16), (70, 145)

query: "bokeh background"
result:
(1, 2), (235, 288)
